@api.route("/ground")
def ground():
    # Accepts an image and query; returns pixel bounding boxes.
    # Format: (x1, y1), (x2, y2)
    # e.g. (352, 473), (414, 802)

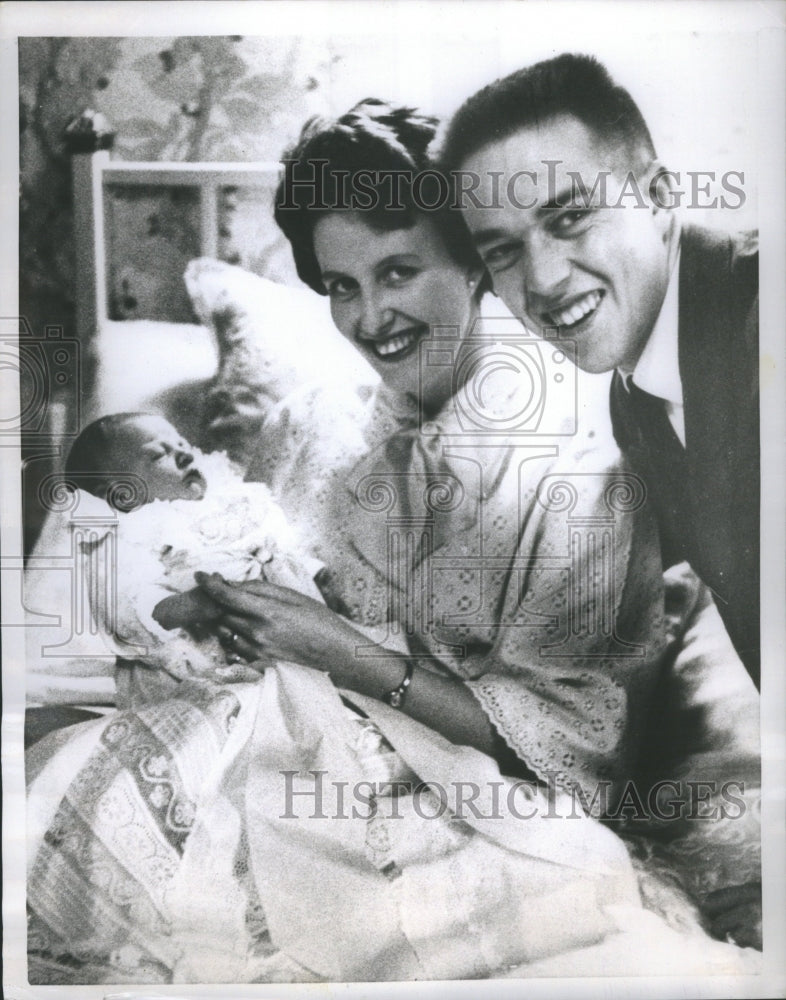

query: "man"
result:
(441, 53), (760, 689)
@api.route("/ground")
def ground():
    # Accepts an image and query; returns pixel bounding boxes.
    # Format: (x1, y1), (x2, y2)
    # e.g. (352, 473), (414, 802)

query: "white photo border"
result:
(2, 2), (785, 998)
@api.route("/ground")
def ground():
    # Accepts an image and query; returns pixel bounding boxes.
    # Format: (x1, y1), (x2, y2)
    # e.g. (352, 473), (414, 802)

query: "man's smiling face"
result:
(459, 114), (677, 373)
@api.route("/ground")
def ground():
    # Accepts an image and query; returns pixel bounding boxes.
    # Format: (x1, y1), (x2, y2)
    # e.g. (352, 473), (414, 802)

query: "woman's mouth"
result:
(364, 324), (429, 362)
(543, 290), (604, 332)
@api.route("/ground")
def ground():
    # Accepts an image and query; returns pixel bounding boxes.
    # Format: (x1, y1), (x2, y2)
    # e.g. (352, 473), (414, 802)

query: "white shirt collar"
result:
(620, 248), (682, 407)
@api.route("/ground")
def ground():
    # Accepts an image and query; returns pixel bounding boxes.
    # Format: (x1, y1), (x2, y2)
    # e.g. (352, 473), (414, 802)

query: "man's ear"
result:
(645, 159), (681, 215)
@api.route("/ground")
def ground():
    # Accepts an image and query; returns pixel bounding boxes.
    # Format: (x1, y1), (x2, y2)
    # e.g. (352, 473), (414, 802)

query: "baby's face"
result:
(108, 416), (207, 503)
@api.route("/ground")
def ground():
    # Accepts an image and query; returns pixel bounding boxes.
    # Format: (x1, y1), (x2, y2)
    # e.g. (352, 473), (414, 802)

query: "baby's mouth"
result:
(364, 324), (428, 362)
(184, 468), (207, 497)
(542, 290), (604, 331)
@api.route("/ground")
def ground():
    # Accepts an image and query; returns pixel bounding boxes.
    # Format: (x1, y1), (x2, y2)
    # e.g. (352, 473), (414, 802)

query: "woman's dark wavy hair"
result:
(274, 98), (487, 295)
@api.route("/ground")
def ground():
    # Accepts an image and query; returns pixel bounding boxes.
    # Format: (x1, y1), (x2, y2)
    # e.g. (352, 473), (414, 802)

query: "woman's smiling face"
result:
(313, 212), (479, 410)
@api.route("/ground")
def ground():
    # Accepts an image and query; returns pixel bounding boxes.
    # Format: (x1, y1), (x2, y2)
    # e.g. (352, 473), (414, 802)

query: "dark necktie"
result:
(626, 380), (685, 460)
(622, 380), (689, 567)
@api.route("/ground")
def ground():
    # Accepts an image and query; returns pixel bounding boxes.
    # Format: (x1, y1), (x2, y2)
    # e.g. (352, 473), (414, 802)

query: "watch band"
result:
(386, 659), (414, 709)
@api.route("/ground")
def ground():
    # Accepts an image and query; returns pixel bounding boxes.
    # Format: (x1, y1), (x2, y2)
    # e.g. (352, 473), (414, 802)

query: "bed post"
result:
(71, 149), (109, 353)
(66, 111), (115, 425)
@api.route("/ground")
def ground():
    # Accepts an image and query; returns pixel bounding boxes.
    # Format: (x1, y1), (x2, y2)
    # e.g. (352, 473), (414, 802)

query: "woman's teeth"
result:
(371, 329), (422, 358)
(546, 290), (603, 329)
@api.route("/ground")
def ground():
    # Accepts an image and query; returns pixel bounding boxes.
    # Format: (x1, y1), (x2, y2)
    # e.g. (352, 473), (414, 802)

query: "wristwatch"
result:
(386, 660), (414, 709)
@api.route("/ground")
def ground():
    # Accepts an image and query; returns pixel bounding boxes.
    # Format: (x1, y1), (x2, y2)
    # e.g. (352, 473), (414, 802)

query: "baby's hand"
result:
(153, 587), (223, 630)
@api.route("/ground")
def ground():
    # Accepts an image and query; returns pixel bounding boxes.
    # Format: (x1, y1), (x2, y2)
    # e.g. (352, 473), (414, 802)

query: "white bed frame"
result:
(71, 150), (284, 425)
(72, 150), (282, 340)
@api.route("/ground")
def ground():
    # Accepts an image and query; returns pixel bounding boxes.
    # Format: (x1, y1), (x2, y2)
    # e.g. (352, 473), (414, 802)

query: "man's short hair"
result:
(441, 53), (656, 174)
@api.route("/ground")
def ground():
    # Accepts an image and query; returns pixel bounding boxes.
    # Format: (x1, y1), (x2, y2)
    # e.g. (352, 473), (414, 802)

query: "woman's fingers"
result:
(195, 573), (277, 616)
(195, 572), (304, 612)
(217, 622), (263, 662)
(234, 578), (305, 604)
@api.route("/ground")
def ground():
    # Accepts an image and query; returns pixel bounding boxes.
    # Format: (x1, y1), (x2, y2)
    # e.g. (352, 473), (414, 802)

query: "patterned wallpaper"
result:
(20, 35), (332, 337)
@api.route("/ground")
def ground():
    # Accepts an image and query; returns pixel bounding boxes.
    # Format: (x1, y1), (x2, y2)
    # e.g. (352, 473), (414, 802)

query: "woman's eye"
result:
(324, 277), (357, 301)
(380, 264), (418, 286)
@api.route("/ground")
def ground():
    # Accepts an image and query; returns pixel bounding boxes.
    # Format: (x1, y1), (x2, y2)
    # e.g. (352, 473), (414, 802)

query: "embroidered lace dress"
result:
(252, 345), (667, 807)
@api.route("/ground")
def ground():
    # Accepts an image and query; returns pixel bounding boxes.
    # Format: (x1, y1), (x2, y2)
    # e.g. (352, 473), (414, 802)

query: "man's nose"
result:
(175, 449), (194, 470)
(522, 236), (572, 310)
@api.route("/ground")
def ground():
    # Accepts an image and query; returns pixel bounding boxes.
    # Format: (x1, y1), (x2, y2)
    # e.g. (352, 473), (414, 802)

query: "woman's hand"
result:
(153, 587), (223, 631)
(194, 572), (366, 681)
(194, 573), (500, 759)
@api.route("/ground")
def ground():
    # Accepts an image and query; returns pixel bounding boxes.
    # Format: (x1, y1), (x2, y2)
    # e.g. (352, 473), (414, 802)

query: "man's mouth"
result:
(363, 324), (429, 361)
(543, 290), (604, 331)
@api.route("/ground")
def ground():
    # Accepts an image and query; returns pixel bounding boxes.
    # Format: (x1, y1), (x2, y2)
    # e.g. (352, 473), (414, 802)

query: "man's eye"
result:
(325, 277), (357, 301)
(551, 209), (592, 234)
(481, 242), (521, 270)
(381, 264), (418, 286)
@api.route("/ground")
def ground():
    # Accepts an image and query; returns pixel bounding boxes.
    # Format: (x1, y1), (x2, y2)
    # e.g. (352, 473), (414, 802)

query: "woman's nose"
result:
(355, 292), (394, 340)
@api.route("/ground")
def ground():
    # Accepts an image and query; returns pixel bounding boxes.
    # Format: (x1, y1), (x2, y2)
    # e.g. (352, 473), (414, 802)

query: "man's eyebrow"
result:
(540, 184), (593, 211)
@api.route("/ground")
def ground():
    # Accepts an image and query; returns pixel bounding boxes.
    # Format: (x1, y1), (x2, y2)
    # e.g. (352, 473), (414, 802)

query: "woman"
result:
(209, 99), (666, 801)
(26, 102), (758, 984)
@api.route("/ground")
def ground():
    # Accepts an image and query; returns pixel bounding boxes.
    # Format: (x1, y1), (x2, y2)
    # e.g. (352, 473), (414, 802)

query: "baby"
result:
(65, 412), (323, 704)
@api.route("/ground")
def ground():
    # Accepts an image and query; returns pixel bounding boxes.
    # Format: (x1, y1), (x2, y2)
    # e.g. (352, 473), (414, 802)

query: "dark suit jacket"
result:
(610, 225), (759, 687)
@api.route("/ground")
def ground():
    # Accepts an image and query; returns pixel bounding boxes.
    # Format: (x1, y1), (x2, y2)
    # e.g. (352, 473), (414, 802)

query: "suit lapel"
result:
(677, 225), (737, 598)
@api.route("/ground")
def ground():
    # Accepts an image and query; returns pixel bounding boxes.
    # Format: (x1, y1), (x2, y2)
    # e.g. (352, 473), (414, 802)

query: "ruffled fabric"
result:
(43, 451), (323, 704)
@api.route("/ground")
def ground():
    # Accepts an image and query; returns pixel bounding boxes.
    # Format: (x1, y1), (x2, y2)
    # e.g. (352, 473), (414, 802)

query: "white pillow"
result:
(184, 258), (377, 466)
